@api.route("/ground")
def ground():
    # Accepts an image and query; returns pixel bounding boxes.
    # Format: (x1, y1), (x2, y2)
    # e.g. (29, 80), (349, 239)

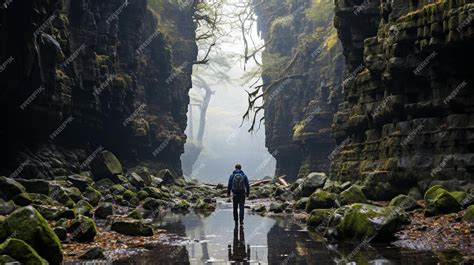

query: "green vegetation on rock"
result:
(425, 190), (462, 217)
(339, 185), (367, 205)
(0, 238), (48, 265)
(305, 190), (338, 212)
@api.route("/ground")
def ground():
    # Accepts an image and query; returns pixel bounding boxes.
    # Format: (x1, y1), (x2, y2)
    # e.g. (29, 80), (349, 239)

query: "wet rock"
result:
(253, 204), (266, 214)
(339, 185), (367, 205)
(269, 202), (285, 213)
(67, 175), (93, 191)
(123, 190), (136, 201)
(35, 205), (75, 220)
(294, 197), (309, 210)
(0, 200), (17, 216)
(68, 215), (97, 242)
(79, 246), (105, 260)
(111, 219), (153, 236)
(307, 209), (334, 231)
(305, 190), (338, 213)
(137, 190), (149, 201)
(0, 254), (17, 264)
(132, 166), (153, 186)
(95, 203), (114, 219)
(159, 169), (182, 185)
(389, 195), (421, 211)
(326, 204), (408, 242)
(127, 209), (143, 220)
(53, 226), (67, 241)
(172, 199), (190, 212)
(0, 176), (25, 200)
(0, 238), (48, 265)
(425, 190), (462, 217)
(84, 186), (102, 206)
(12, 193), (33, 206)
(216, 183), (224, 189)
(144, 187), (162, 199)
(76, 200), (94, 217)
(0, 206), (63, 264)
(93, 178), (115, 190)
(110, 184), (126, 196)
(301, 172), (328, 197)
(464, 205), (474, 223)
(64, 187), (83, 202)
(143, 198), (161, 210)
(91, 150), (123, 181)
(16, 179), (50, 195)
(195, 199), (216, 212)
(129, 172), (146, 188)
(50, 185), (75, 208)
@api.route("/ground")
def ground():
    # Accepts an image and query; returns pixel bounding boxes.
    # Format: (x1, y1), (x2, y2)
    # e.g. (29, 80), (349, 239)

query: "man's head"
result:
(235, 164), (242, 170)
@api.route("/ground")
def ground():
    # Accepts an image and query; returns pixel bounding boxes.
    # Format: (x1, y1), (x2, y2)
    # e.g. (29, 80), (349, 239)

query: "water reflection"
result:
(117, 202), (440, 264)
(228, 225), (250, 263)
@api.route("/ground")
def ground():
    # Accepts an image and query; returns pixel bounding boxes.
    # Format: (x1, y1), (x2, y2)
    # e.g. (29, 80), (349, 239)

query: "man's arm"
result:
(227, 175), (233, 196)
(244, 175), (250, 196)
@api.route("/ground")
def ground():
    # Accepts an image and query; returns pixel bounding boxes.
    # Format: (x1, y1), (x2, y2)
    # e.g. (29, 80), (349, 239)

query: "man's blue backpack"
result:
(232, 173), (245, 194)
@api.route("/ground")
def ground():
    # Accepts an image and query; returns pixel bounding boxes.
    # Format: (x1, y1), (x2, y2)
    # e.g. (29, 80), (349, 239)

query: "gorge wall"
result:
(256, 0), (344, 181)
(0, 0), (197, 178)
(331, 0), (474, 199)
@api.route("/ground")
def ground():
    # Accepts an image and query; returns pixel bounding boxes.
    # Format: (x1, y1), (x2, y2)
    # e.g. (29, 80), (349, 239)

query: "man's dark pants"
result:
(233, 193), (245, 222)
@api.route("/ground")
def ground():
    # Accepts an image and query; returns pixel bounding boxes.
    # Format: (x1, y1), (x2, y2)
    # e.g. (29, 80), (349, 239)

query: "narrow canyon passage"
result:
(0, 0), (473, 265)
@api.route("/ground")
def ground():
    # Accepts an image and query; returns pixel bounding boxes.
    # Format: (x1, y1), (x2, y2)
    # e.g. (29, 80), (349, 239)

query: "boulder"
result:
(326, 203), (408, 242)
(294, 197), (308, 210)
(425, 190), (462, 216)
(123, 190), (136, 201)
(195, 199), (216, 212)
(463, 205), (474, 223)
(50, 185), (75, 208)
(158, 169), (182, 185)
(84, 186), (102, 206)
(0, 238), (48, 265)
(172, 199), (190, 212)
(424, 185), (446, 201)
(297, 172), (327, 197)
(339, 185), (367, 205)
(76, 200), (94, 217)
(143, 197), (161, 210)
(95, 203), (114, 219)
(0, 254), (17, 264)
(127, 209), (143, 220)
(0, 176), (25, 200)
(305, 190), (338, 212)
(407, 187), (423, 200)
(451, 191), (473, 208)
(90, 150), (123, 180)
(389, 195), (421, 211)
(129, 172), (146, 188)
(0, 200), (17, 216)
(67, 175), (93, 191)
(79, 247), (105, 260)
(253, 204), (266, 213)
(64, 187), (83, 202)
(132, 166), (153, 186)
(144, 187), (162, 199)
(111, 219), (153, 236)
(16, 179), (50, 195)
(269, 202), (287, 213)
(68, 215), (97, 242)
(137, 190), (149, 201)
(53, 226), (67, 241)
(93, 178), (115, 190)
(0, 206), (63, 264)
(13, 193), (55, 206)
(35, 205), (75, 220)
(307, 209), (334, 231)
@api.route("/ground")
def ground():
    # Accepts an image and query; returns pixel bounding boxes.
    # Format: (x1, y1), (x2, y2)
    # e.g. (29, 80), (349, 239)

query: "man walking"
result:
(227, 164), (250, 226)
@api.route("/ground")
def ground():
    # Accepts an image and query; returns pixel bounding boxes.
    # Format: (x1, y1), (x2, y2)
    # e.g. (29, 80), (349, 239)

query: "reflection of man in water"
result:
(228, 225), (250, 263)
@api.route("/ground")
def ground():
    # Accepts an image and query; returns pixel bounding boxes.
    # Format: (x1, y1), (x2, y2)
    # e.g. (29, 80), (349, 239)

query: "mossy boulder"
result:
(127, 209), (143, 220)
(110, 184), (126, 195)
(0, 200), (17, 216)
(84, 186), (102, 206)
(12, 193), (33, 206)
(269, 202), (286, 213)
(327, 203), (408, 242)
(68, 215), (97, 242)
(137, 190), (149, 201)
(172, 199), (190, 212)
(95, 202), (114, 219)
(339, 185), (367, 205)
(424, 185), (446, 201)
(0, 238), (48, 265)
(144, 187), (162, 199)
(0, 206), (63, 264)
(0, 176), (25, 200)
(253, 204), (266, 214)
(451, 191), (473, 208)
(111, 219), (153, 236)
(297, 172), (328, 198)
(67, 175), (93, 191)
(294, 197), (309, 210)
(93, 178), (115, 190)
(307, 208), (334, 231)
(79, 246), (105, 260)
(16, 179), (50, 195)
(425, 190), (462, 217)
(63, 187), (83, 202)
(305, 190), (338, 212)
(142, 197), (161, 210)
(35, 205), (75, 220)
(389, 194), (421, 211)
(13, 193), (55, 207)
(53, 226), (67, 241)
(50, 185), (75, 208)
(90, 150), (123, 180)
(0, 254), (17, 264)
(76, 200), (94, 217)
(463, 205), (474, 222)
(129, 172), (146, 189)
(123, 190), (136, 201)
(195, 199), (216, 212)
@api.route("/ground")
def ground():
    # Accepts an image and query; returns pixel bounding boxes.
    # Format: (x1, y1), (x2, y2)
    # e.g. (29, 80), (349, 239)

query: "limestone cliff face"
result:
(0, 0), (197, 178)
(256, 0), (344, 181)
(332, 0), (474, 199)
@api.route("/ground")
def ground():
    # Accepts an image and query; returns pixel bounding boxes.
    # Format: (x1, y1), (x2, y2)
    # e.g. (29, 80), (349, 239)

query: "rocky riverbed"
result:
(0, 151), (473, 264)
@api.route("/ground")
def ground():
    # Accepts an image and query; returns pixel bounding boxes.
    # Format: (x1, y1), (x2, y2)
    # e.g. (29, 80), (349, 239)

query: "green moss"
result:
(424, 185), (447, 201)
(127, 209), (143, 220)
(463, 205), (474, 222)
(110, 184), (126, 195)
(123, 190), (136, 201)
(137, 190), (149, 201)
(0, 238), (48, 265)
(76, 200), (94, 217)
(425, 190), (462, 216)
(0, 206), (63, 264)
(451, 191), (473, 207)
(95, 54), (110, 65)
(84, 186), (102, 206)
(389, 194), (420, 211)
(69, 215), (97, 242)
(340, 185), (367, 205)
(305, 190), (338, 212)
(307, 208), (334, 230)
